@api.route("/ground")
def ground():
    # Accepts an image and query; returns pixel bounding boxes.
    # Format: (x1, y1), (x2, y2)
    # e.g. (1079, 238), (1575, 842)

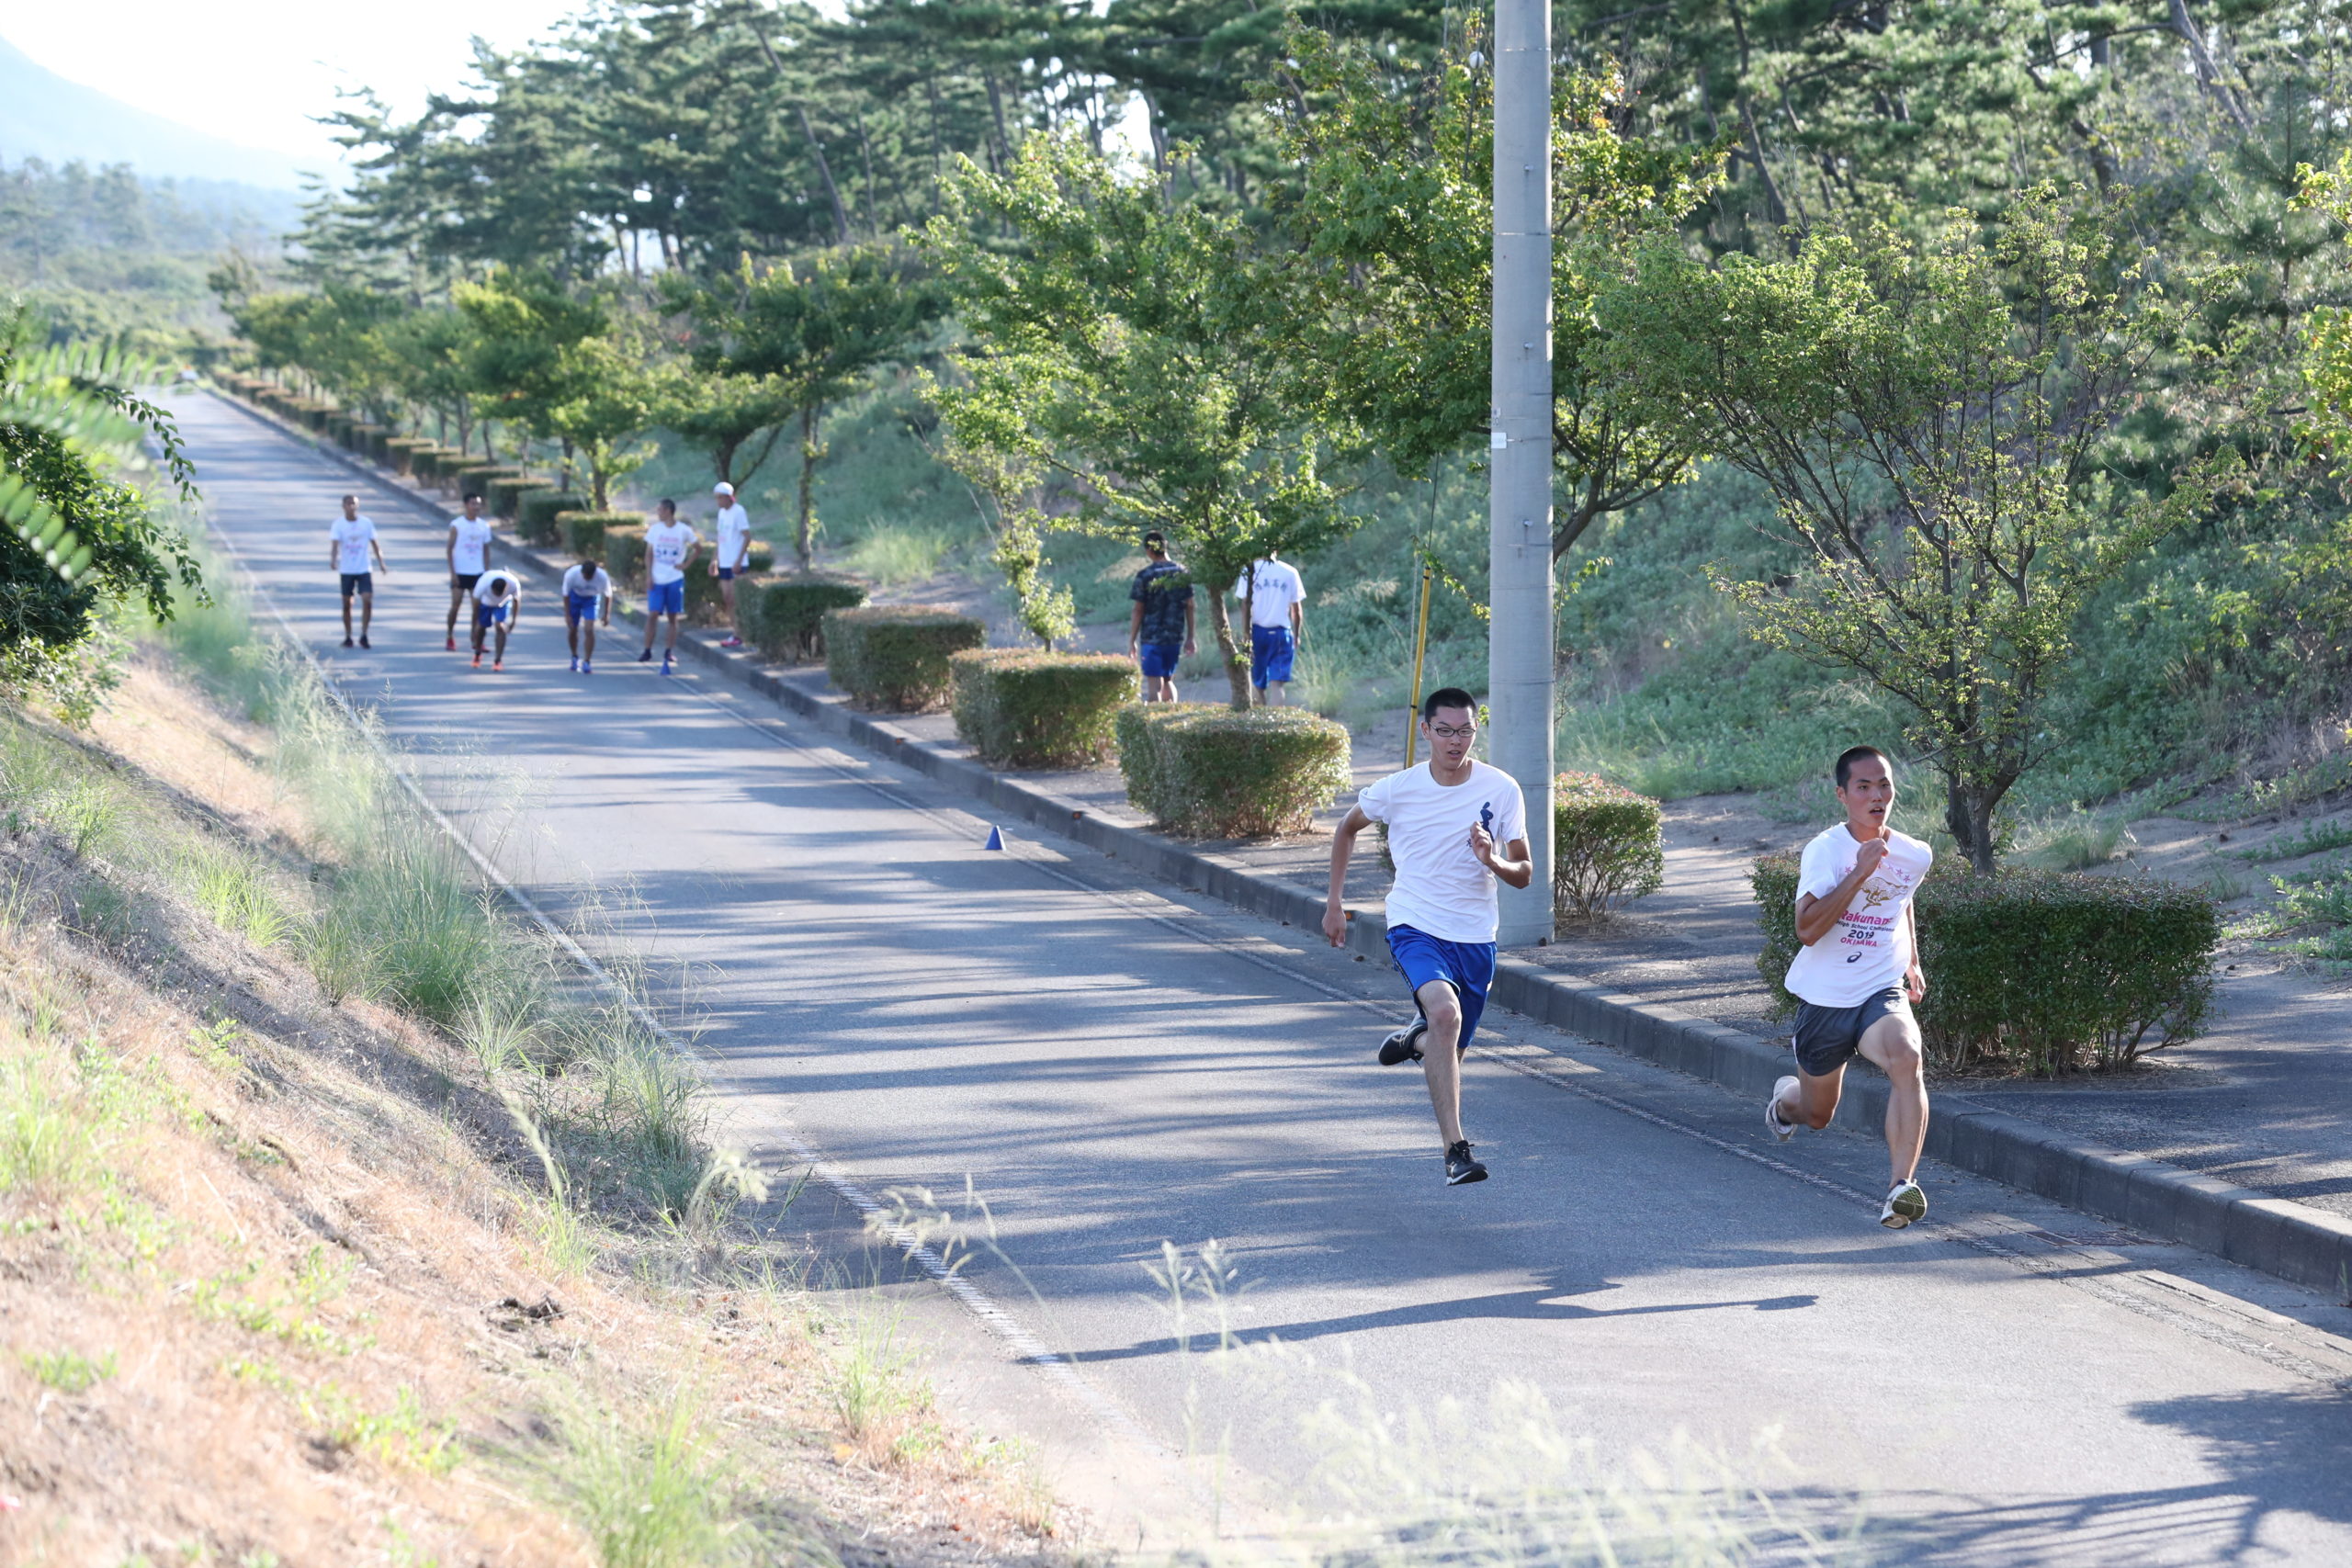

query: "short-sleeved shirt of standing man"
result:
(1131, 559), (1192, 670)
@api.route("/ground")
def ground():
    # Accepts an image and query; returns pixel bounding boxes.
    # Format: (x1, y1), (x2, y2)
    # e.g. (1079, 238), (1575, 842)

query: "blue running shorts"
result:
(1139, 641), (1182, 679)
(1386, 923), (1496, 1054)
(475, 601), (512, 628)
(1250, 625), (1295, 687)
(338, 571), (374, 598)
(565, 592), (602, 625)
(648, 579), (685, 616)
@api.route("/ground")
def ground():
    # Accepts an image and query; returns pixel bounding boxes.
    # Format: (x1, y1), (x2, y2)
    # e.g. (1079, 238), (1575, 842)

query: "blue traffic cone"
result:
(982, 825), (1005, 851)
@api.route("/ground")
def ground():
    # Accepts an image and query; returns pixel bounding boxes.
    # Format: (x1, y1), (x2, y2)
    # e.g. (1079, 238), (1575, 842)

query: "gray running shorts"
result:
(1792, 986), (1912, 1077)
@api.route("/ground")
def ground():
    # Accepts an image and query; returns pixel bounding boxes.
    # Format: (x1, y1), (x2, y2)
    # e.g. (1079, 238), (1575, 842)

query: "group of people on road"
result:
(327, 480), (756, 676)
(1328, 706), (1932, 1226)
(337, 491), (1935, 1229)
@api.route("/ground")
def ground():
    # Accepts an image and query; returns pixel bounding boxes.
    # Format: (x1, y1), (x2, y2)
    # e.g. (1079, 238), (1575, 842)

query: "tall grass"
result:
(844, 522), (954, 586)
(544, 1389), (747, 1568)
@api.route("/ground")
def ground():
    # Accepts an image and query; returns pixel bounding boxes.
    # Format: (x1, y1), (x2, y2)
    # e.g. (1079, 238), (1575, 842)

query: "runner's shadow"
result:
(1070, 1285), (1817, 1362)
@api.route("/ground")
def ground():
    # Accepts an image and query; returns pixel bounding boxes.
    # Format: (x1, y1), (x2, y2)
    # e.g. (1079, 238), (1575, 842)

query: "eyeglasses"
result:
(1429, 723), (1476, 740)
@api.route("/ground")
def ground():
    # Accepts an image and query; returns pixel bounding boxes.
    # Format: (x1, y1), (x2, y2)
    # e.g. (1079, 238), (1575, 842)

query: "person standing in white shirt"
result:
(1323, 688), (1532, 1188)
(562, 557), (613, 673)
(636, 499), (701, 676)
(1231, 553), (1306, 705)
(1765, 745), (1934, 1229)
(444, 491), (495, 652)
(326, 494), (388, 650)
(709, 481), (752, 649)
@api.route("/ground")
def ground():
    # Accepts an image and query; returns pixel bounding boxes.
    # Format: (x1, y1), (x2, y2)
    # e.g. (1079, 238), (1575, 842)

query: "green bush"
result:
(1751, 855), (2219, 1074)
(1114, 705), (1351, 838)
(951, 649), (1137, 768)
(737, 574), (866, 660)
(454, 464), (523, 502)
(324, 413), (355, 446)
(1553, 772), (1665, 922)
(383, 437), (433, 477)
(354, 424), (390, 463)
(684, 544), (775, 625)
(557, 510), (629, 561)
(605, 527), (648, 587)
(489, 473), (552, 518)
(822, 606), (985, 711)
(515, 489), (584, 545)
(412, 446), (464, 483)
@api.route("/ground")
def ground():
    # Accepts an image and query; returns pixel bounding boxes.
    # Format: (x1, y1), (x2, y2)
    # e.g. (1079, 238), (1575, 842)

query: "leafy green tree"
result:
(0, 319), (202, 717)
(921, 134), (1350, 706)
(673, 244), (940, 569)
(547, 330), (676, 510)
(1600, 190), (2228, 869)
(454, 268), (612, 464)
(1276, 33), (1724, 560)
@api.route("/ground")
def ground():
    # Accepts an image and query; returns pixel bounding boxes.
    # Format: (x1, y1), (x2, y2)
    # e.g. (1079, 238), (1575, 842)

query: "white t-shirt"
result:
(714, 503), (751, 568)
(1356, 761), (1528, 944)
(472, 569), (524, 607)
(1783, 825), (1933, 1008)
(1233, 559), (1306, 628)
(448, 515), (494, 576)
(561, 564), (610, 603)
(329, 516), (377, 574)
(646, 520), (698, 585)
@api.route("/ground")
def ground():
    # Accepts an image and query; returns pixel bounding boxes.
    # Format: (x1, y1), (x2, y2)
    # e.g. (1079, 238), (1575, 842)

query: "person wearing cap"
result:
(710, 482), (752, 649)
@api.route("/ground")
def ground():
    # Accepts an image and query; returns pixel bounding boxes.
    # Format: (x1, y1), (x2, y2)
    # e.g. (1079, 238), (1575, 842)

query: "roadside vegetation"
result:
(0, 561), (1063, 1561)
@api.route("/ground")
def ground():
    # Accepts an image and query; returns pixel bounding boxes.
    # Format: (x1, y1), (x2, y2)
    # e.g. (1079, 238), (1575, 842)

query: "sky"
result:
(7, 1), (583, 177)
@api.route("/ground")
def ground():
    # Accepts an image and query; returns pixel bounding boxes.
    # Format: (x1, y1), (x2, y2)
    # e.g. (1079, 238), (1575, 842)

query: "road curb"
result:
(210, 387), (2352, 1303)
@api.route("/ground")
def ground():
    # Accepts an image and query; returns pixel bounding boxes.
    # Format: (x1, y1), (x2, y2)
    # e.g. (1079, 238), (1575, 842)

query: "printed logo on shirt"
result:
(1479, 803), (1494, 834)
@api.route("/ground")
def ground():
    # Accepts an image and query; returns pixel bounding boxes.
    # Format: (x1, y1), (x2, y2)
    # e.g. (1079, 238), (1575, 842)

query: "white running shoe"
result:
(1765, 1076), (1799, 1143)
(1881, 1180), (1928, 1229)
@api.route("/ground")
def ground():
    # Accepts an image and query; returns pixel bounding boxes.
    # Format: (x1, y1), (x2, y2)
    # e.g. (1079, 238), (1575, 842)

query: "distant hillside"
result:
(0, 33), (301, 192)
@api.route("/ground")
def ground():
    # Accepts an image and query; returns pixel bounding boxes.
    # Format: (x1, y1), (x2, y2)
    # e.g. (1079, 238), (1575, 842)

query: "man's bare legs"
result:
(1771, 1013), (1928, 1185)
(446, 582), (466, 643)
(1416, 978), (1465, 1147)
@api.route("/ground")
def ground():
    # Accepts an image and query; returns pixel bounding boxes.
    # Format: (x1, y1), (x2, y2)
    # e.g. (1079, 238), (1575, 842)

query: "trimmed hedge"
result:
(737, 574), (865, 660)
(822, 606), (985, 712)
(354, 424), (390, 463)
(1114, 705), (1351, 839)
(605, 528), (648, 587)
(684, 543), (775, 624)
(489, 472), (551, 518)
(517, 490), (586, 545)
(1752, 854), (2219, 1074)
(1553, 772), (1665, 923)
(383, 437), (434, 477)
(454, 464), (522, 502)
(951, 649), (1137, 768)
(558, 510), (630, 561)
(413, 446), (465, 483)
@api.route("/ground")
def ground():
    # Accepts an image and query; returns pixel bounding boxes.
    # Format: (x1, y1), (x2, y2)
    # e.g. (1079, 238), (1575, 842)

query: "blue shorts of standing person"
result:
(1250, 625), (1295, 688)
(1385, 924), (1495, 1055)
(1139, 641), (1182, 680)
(647, 580), (685, 617)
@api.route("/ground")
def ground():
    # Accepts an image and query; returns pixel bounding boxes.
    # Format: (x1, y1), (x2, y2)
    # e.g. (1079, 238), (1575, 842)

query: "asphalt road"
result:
(177, 389), (2352, 1566)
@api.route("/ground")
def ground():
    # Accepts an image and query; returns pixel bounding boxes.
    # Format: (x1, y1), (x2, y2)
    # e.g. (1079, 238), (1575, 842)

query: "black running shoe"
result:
(342, 637), (355, 649)
(1378, 1018), (1427, 1066)
(637, 648), (654, 663)
(358, 635), (370, 649)
(1444, 1140), (1487, 1186)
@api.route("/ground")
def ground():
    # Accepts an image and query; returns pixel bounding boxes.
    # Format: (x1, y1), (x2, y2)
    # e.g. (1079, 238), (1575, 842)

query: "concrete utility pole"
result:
(1488, 0), (1555, 946)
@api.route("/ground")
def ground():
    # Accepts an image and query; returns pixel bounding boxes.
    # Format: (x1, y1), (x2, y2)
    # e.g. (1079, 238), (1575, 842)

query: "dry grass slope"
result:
(0, 649), (1066, 1567)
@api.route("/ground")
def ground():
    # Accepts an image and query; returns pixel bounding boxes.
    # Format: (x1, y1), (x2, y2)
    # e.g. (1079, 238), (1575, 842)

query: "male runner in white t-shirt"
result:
(445, 491), (495, 652)
(1766, 745), (1934, 1228)
(636, 499), (701, 675)
(562, 557), (613, 674)
(470, 568), (524, 671)
(1231, 554), (1306, 706)
(326, 494), (387, 649)
(710, 481), (752, 648)
(1323, 687), (1531, 1187)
